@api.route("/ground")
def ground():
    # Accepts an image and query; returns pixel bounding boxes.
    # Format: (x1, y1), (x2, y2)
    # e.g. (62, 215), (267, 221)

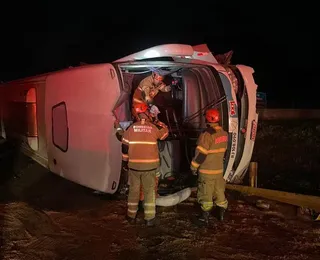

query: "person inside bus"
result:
(131, 68), (171, 119)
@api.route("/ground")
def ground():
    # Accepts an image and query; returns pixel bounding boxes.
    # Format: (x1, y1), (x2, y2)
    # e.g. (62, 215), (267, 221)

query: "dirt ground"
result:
(1, 156), (320, 260)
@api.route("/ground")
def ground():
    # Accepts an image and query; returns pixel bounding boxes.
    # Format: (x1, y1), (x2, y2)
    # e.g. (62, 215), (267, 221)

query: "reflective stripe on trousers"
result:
(140, 173), (160, 201)
(127, 169), (156, 220)
(197, 173), (228, 212)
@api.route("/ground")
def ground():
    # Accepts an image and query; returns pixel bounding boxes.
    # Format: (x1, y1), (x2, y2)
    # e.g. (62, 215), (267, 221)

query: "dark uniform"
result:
(122, 118), (168, 223)
(191, 122), (228, 220)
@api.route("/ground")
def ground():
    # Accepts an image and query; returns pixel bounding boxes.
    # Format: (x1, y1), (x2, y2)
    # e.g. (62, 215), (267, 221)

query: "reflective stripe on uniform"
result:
(200, 201), (214, 211)
(129, 158), (160, 163)
(160, 132), (168, 140)
(144, 210), (156, 214)
(202, 202), (214, 206)
(133, 98), (144, 103)
(208, 148), (227, 153)
(199, 169), (223, 174)
(216, 199), (228, 209)
(143, 184), (156, 220)
(122, 138), (129, 144)
(127, 209), (138, 213)
(128, 141), (157, 145)
(191, 161), (200, 168)
(128, 202), (138, 206)
(196, 145), (208, 154)
(196, 146), (226, 154)
(127, 202), (139, 218)
(144, 203), (156, 206)
(122, 154), (129, 161)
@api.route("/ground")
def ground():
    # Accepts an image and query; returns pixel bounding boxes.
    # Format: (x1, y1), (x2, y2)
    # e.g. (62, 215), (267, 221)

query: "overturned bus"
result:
(0, 44), (258, 199)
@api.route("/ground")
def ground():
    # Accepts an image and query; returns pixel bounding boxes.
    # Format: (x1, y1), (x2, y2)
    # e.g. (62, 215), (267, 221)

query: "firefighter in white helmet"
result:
(132, 68), (171, 119)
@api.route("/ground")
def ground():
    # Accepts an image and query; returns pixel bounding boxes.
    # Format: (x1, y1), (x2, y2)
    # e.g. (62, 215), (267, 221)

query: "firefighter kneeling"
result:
(190, 108), (229, 226)
(122, 103), (169, 226)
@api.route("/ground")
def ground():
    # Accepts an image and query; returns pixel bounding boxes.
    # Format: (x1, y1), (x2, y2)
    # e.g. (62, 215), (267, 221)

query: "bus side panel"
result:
(45, 64), (122, 193)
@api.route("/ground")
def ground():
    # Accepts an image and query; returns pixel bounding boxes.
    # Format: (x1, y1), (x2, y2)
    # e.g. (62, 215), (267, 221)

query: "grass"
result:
(252, 119), (320, 196)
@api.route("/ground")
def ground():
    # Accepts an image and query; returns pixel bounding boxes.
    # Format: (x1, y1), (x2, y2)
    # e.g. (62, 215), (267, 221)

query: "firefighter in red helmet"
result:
(113, 105), (163, 203)
(190, 108), (228, 226)
(122, 102), (168, 226)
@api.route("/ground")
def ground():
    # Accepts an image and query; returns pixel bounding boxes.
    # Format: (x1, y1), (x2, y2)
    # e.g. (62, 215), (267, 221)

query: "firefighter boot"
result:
(145, 218), (156, 227)
(126, 215), (136, 225)
(217, 206), (226, 221)
(195, 210), (210, 226)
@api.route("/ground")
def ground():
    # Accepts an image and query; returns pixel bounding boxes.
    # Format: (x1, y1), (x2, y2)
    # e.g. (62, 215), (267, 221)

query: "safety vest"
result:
(122, 119), (169, 171)
(191, 123), (228, 174)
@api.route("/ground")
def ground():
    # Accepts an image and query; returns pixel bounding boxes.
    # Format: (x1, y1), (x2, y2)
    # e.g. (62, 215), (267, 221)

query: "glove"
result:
(164, 85), (171, 92)
(150, 105), (161, 116)
(159, 84), (171, 92)
(155, 120), (167, 129)
(190, 165), (198, 176)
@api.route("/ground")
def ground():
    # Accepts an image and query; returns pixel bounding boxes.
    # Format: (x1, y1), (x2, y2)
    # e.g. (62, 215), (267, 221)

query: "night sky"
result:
(0, 1), (315, 108)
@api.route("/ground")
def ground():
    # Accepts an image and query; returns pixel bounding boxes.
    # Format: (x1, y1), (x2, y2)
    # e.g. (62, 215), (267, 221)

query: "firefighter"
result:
(122, 103), (169, 226)
(113, 114), (162, 203)
(190, 108), (228, 226)
(139, 104), (162, 204)
(132, 69), (171, 118)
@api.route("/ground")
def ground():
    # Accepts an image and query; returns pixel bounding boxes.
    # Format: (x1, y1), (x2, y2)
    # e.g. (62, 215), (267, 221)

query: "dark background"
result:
(0, 1), (315, 108)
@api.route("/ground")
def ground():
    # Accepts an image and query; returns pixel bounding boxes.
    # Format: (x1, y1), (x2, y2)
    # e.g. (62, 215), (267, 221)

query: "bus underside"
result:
(113, 61), (251, 195)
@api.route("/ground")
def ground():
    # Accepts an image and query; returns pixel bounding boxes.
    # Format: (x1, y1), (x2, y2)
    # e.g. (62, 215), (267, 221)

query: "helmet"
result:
(153, 72), (164, 81)
(133, 103), (148, 114)
(205, 109), (220, 123)
(151, 68), (170, 81)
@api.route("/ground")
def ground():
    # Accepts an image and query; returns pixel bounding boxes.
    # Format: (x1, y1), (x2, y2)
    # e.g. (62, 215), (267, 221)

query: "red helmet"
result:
(133, 103), (148, 114)
(205, 109), (220, 123)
